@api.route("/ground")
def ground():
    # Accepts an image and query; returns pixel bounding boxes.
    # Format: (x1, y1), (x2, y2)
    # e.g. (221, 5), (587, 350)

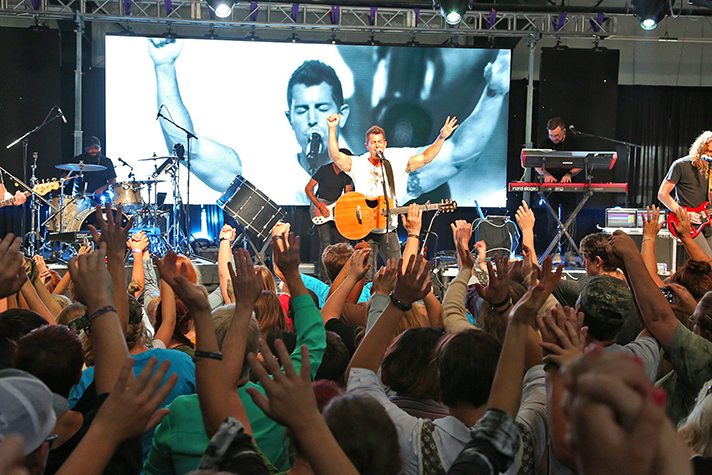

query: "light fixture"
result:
(206, 0), (235, 18)
(632, 0), (668, 30)
(434, 0), (469, 25)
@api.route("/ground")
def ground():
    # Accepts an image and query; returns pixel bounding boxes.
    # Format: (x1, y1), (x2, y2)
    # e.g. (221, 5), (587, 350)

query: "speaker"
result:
(628, 232), (678, 275)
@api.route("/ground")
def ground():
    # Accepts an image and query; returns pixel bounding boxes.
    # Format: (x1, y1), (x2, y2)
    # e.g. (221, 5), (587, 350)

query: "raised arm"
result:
(405, 51), (510, 195)
(127, 231), (150, 298)
(515, 200), (538, 265)
(608, 230), (678, 349)
(671, 207), (712, 262)
(20, 279), (55, 324)
(148, 38), (242, 191)
(326, 113), (353, 172)
(0, 234), (27, 300)
(321, 249), (370, 325)
(640, 205), (666, 286)
(405, 116), (459, 172)
(217, 224), (237, 304)
(442, 220), (476, 333)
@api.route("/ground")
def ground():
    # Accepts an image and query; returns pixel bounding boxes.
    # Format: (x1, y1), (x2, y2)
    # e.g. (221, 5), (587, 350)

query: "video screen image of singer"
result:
(105, 36), (510, 207)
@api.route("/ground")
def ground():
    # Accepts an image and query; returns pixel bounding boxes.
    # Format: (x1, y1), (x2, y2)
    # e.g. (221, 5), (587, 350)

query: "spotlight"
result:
(434, 0), (469, 25)
(632, 0), (668, 30)
(206, 0), (235, 18)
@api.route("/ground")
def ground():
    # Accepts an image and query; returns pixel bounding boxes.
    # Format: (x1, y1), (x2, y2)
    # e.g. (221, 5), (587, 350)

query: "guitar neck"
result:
(0, 191), (31, 208)
(388, 203), (443, 216)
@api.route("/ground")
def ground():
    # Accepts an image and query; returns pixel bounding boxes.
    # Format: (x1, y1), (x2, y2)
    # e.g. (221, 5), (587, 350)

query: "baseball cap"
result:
(84, 136), (101, 150)
(576, 275), (634, 327)
(0, 369), (57, 455)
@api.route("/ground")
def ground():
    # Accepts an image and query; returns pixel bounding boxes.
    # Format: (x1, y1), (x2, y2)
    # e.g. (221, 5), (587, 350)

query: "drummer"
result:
(62, 136), (116, 202)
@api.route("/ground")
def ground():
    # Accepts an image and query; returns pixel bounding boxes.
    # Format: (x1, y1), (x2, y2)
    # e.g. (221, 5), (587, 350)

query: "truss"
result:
(0, 0), (619, 38)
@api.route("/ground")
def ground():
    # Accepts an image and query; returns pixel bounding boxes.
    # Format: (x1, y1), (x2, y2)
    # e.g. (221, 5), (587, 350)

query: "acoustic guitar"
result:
(667, 201), (712, 239)
(331, 191), (457, 240)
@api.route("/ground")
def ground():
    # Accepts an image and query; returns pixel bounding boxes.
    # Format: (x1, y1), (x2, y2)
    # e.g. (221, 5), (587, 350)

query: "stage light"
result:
(434, 0), (469, 25)
(632, 0), (668, 30)
(206, 0), (234, 18)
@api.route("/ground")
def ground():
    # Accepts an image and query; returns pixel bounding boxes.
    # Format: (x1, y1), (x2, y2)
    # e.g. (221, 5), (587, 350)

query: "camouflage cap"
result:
(576, 275), (634, 326)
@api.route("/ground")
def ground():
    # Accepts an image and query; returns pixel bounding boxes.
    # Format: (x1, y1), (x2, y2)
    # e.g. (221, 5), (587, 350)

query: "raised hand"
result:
(439, 116), (459, 140)
(451, 220), (475, 270)
(127, 231), (150, 252)
(228, 248), (262, 311)
(77, 235), (93, 255)
(155, 251), (210, 314)
(326, 113), (341, 132)
(246, 340), (319, 433)
(536, 304), (587, 367)
(515, 200), (535, 232)
(509, 255), (563, 326)
(484, 50), (510, 95)
(401, 203), (423, 236)
(606, 230), (638, 269)
(372, 258), (398, 296)
(87, 204), (135, 257)
(474, 253), (510, 305)
(218, 224), (237, 243)
(92, 357), (177, 443)
(272, 231), (301, 277)
(642, 205), (664, 240)
(671, 207), (693, 239)
(0, 234), (27, 299)
(67, 242), (112, 310)
(147, 38), (184, 65)
(392, 254), (432, 306)
(347, 248), (371, 282)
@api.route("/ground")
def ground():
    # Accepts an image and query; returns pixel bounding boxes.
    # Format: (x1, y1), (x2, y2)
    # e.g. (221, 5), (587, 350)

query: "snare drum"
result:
(66, 207), (129, 233)
(112, 182), (144, 210)
(47, 195), (92, 232)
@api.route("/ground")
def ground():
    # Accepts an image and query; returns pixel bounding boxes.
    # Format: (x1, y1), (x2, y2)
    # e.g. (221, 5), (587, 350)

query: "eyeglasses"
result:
(46, 434), (58, 450)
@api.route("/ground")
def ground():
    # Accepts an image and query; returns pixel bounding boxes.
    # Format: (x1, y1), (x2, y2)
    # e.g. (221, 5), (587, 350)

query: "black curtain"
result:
(616, 86), (712, 208)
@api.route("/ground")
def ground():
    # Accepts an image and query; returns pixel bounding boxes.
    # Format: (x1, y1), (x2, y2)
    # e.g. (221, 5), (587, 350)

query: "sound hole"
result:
(365, 199), (379, 209)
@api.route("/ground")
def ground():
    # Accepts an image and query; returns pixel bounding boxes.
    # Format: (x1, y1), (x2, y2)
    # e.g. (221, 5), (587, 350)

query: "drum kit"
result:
(39, 154), (191, 259)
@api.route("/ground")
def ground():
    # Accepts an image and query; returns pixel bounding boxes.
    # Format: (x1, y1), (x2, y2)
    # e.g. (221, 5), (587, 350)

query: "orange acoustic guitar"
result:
(331, 191), (457, 240)
(667, 201), (712, 239)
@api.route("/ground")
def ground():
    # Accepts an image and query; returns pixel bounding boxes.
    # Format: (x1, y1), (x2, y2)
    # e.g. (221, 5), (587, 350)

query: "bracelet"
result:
(490, 295), (512, 308)
(389, 293), (413, 312)
(493, 302), (512, 314)
(193, 350), (223, 361)
(642, 238), (653, 243)
(131, 249), (143, 253)
(87, 305), (117, 324)
(407, 234), (419, 239)
(219, 237), (230, 242)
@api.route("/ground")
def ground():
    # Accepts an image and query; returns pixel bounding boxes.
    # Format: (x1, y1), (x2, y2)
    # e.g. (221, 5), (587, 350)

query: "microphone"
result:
(117, 157), (133, 168)
(156, 105), (164, 121)
(57, 107), (67, 124)
(568, 125), (577, 135)
(306, 126), (323, 162)
(701, 154), (712, 163)
(377, 150), (385, 161)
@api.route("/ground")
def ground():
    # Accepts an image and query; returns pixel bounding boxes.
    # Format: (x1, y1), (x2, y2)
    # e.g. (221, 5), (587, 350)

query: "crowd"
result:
(1, 199), (712, 475)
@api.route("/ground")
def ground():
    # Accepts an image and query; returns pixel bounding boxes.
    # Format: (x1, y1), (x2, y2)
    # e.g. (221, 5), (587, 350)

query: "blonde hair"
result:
(689, 131), (712, 177)
(679, 377), (712, 456)
(255, 266), (277, 293)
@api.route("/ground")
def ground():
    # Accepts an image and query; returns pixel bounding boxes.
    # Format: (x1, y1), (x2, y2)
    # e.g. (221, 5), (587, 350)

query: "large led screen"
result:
(105, 36), (510, 207)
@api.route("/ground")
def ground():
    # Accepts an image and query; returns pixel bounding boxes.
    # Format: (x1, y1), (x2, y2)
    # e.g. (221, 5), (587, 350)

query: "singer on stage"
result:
(63, 136), (117, 200)
(658, 130), (712, 256)
(327, 113), (458, 277)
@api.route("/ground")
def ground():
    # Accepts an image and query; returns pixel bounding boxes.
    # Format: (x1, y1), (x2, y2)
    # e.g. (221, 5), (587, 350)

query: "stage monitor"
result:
(105, 36), (511, 206)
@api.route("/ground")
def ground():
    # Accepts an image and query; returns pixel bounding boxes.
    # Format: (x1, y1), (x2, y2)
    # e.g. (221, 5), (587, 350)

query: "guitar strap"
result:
(708, 166), (712, 202)
(382, 159), (398, 205)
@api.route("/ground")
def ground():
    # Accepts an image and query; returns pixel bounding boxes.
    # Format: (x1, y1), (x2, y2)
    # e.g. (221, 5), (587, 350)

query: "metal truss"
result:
(0, 0), (618, 38)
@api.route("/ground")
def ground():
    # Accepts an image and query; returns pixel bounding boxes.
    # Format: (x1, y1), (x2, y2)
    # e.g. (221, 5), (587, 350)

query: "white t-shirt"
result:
(346, 148), (417, 232)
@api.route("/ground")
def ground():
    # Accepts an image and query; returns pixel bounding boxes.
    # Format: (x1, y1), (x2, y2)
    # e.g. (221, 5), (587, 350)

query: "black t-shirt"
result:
(64, 153), (117, 196)
(312, 163), (352, 203)
(537, 135), (581, 181)
(665, 156), (709, 208)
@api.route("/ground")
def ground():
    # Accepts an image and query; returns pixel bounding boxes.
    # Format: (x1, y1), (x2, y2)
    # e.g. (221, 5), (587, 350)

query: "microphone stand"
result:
(157, 109), (198, 256)
(570, 128), (641, 203)
(6, 106), (65, 245)
(378, 152), (392, 259)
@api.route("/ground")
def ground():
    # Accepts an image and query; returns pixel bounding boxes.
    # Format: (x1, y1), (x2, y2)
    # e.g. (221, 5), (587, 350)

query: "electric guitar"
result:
(667, 201), (712, 239)
(0, 181), (61, 208)
(329, 191), (457, 240)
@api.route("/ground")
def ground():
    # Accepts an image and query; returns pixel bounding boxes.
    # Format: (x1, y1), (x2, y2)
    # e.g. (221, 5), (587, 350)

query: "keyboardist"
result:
(536, 117), (582, 183)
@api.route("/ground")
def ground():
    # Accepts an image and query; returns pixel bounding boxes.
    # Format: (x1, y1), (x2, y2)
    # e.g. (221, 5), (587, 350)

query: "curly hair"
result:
(671, 260), (712, 300)
(689, 131), (712, 177)
(679, 377), (712, 456)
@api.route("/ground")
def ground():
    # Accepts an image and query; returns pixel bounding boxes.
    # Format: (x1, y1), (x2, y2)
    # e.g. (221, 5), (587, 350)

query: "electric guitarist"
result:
(0, 182), (27, 207)
(658, 131), (712, 257)
(306, 157), (353, 281)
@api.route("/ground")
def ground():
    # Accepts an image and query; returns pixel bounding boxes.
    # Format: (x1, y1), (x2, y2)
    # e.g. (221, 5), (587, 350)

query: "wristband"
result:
(132, 249), (143, 253)
(193, 350), (223, 361)
(490, 295), (512, 308)
(493, 301), (512, 314)
(389, 293), (413, 312)
(642, 238), (653, 242)
(407, 234), (419, 239)
(219, 237), (230, 243)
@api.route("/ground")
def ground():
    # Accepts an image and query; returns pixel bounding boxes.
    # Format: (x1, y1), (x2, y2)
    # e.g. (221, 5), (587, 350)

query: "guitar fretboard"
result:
(387, 203), (448, 215)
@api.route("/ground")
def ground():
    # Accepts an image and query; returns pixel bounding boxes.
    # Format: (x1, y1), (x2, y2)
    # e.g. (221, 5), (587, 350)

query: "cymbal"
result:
(138, 156), (180, 162)
(55, 163), (107, 172)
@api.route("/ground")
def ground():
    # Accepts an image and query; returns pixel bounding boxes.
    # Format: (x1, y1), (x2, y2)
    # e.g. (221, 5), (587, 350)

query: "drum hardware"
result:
(217, 175), (286, 266)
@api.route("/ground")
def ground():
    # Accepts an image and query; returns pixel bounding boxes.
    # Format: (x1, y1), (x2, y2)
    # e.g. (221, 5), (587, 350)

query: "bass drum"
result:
(47, 195), (92, 232)
(66, 207), (129, 233)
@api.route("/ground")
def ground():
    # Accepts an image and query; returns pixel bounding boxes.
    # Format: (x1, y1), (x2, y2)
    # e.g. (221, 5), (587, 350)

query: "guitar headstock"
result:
(438, 199), (457, 212)
(34, 179), (60, 196)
